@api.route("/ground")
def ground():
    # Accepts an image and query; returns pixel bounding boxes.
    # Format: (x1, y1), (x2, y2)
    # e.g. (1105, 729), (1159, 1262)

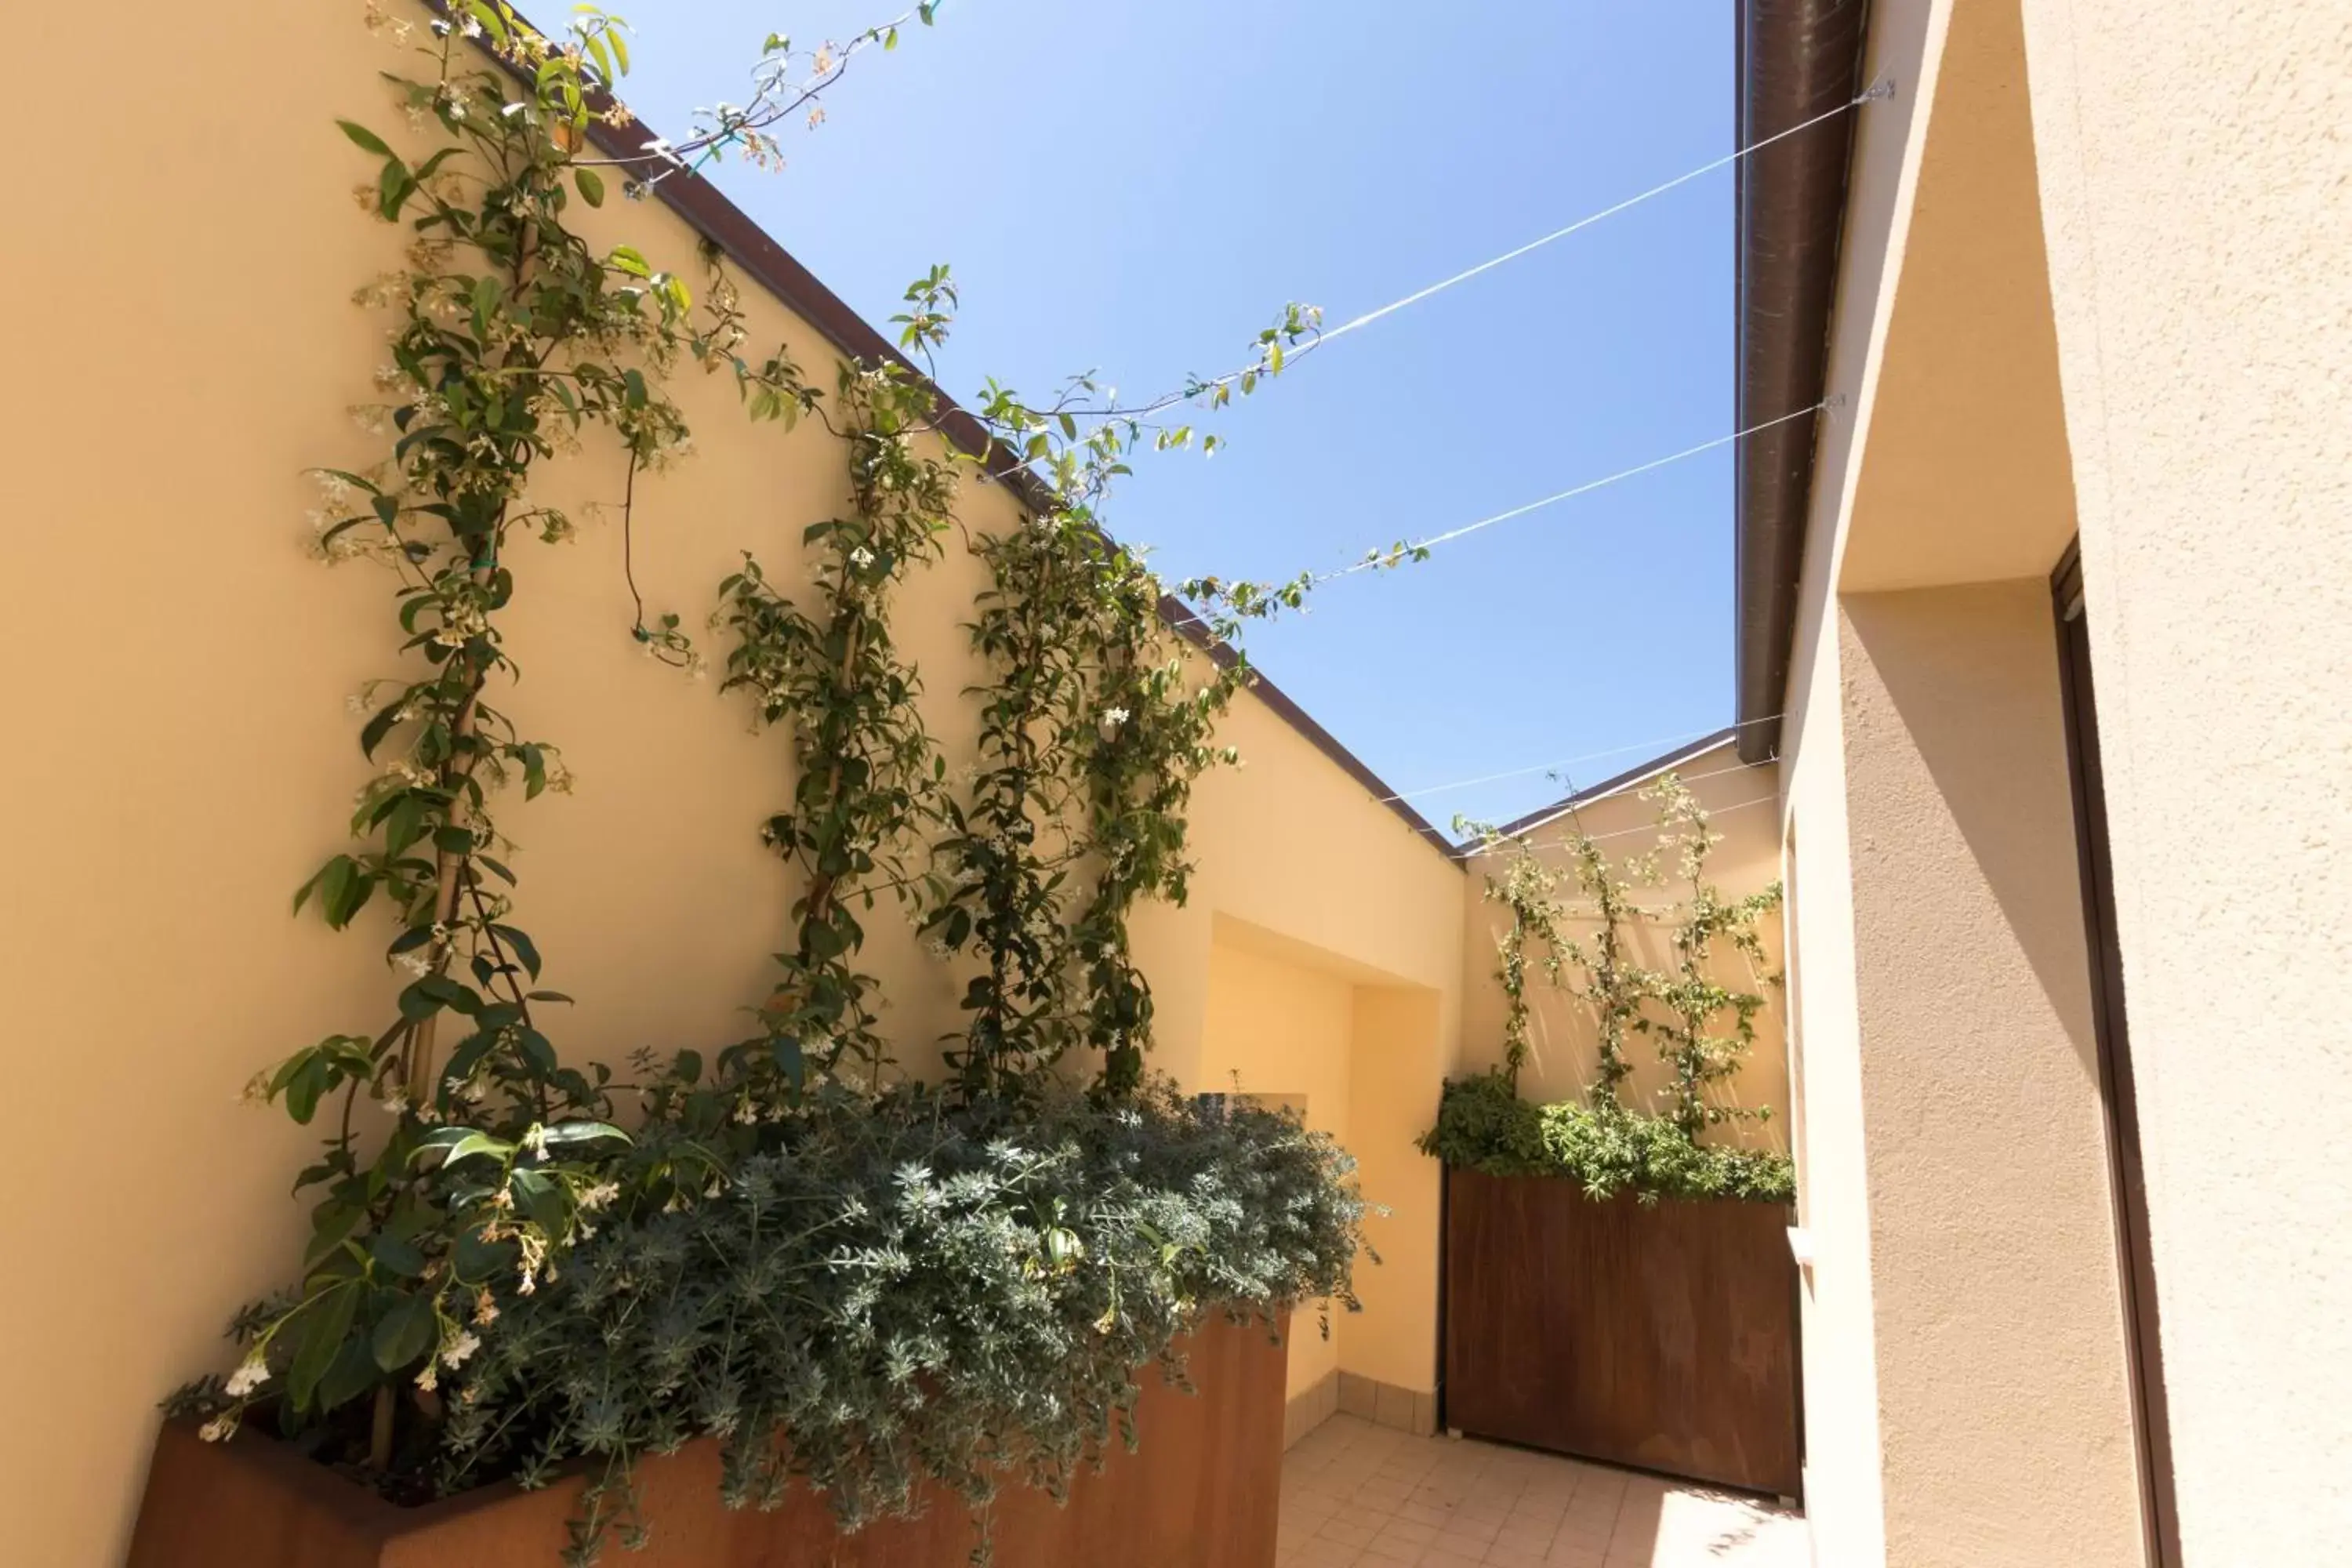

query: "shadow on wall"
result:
(1839, 582), (2100, 1087)
(1200, 915), (1450, 1408)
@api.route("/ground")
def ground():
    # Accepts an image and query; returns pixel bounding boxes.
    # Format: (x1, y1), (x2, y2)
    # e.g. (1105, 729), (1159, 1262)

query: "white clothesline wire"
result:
(1316, 402), (1824, 583)
(1298, 90), (1882, 358)
(1456, 758), (1784, 857)
(1380, 713), (1789, 804)
(1516, 790), (1782, 856)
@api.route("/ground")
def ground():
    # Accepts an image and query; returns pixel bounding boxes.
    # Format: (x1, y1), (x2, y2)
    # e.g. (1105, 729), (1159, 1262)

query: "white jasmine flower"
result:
(521, 1124), (551, 1161)
(382, 1091), (410, 1117)
(440, 1330), (481, 1370)
(849, 546), (875, 569)
(394, 953), (432, 978)
(578, 1181), (621, 1212)
(198, 1416), (237, 1443)
(223, 1354), (270, 1399)
(415, 1363), (439, 1392)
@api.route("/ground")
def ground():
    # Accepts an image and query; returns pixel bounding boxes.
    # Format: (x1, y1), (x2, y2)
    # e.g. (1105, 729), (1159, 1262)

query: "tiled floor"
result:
(1277, 1416), (1809, 1568)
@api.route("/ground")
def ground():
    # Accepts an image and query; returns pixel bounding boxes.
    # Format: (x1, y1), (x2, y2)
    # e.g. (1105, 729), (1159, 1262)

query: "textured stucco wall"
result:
(0, 2), (1463, 1559)
(1768, 0), (2161, 1560)
(1199, 940), (1356, 1400)
(1839, 583), (2142, 1568)
(2019, 0), (2352, 1556)
(1456, 742), (1790, 1148)
(1777, 629), (1888, 1568)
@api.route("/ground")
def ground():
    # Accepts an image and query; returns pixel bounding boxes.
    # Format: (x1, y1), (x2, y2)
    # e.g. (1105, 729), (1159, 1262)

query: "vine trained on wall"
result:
(173, 7), (1375, 1556)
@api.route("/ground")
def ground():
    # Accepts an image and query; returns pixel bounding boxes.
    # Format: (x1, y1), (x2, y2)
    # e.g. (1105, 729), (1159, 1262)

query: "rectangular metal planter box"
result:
(125, 1312), (1287, 1568)
(1443, 1169), (1801, 1495)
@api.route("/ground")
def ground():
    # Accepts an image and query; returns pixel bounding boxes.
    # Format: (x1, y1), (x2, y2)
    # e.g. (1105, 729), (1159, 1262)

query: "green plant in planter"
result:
(171, 2), (1369, 1550)
(713, 331), (960, 1101)
(439, 1083), (1366, 1559)
(191, 2), (785, 1466)
(1421, 777), (1793, 1203)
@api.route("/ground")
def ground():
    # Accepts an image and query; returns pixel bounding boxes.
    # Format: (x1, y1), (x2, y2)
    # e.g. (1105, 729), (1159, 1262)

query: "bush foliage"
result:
(445, 1083), (1363, 1556)
(166, 7), (1366, 1564)
(1418, 1073), (1793, 1203)
(1424, 778), (1795, 1206)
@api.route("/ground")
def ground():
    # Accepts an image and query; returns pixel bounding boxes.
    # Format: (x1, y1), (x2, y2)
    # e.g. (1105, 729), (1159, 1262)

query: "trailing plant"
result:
(714, 318), (957, 1100)
(437, 1082), (1366, 1562)
(203, 2), (774, 1468)
(175, 2), (1385, 1555)
(1419, 1073), (1794, 1203)
(1484, 839), (1563, 1093)
(923, 355), (1321, 1100)
(1422, 777), (1791, 1203)
(1642, 775), (1783, 1142)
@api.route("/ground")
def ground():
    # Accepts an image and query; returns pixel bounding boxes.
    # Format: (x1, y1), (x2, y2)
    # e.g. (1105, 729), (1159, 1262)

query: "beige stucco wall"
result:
(1837, 584), (2141, 1567)
(1457, 742), (1790, 1149)
(2017, 0), (2352, 1557)
(1768, 0), (2153, 1563)
(0, 3), (1464, 1560)
(1199, 938), (1354, 1401)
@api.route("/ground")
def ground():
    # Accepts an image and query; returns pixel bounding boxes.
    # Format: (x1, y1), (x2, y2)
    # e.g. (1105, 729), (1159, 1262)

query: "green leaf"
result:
(370, 1233), (428, 1279)
(304, 1203), (364, 1268)
(608, 245), (652, 278)
(397, 980), (447, 1023)
(430, 1131), (514, 1170)
(490, 924), (542, 979)
(359, 702), (404, 760)
(509, 1167), (568, 1232)
(417, 974), (481, 1014)
(371, 1292), (437, 1371)
(770, 1032), (805, 1092)
(454, 1226), (516, 1284)
(538, 1120), (630, 1150)
(284, 1057), (330, 1126)
(385, 794), (427, 858)
(574, 167), (605, 207)
(287, 1280), (362, 1413)
(317, 1333), (383, 1413)
(378, 160), (416, 223)
(336, 119), (392, 156)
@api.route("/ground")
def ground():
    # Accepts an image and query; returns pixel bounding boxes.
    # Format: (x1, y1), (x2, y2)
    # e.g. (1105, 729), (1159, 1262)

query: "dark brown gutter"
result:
(1734, 0), (1871, 764)
(478, 23), (1459, 861)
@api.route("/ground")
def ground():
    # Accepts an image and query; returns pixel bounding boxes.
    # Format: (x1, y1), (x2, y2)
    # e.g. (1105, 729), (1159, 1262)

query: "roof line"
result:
(489, 31), (1460, 864)
(1733, 0), (1872, 764)
(1457, 728), (1747, 855)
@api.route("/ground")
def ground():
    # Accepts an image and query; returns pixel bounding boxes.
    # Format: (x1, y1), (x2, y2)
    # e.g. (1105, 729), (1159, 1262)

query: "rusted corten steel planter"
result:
(126, 1312), (1287, 1568)
(1444, 1170), (1801, 1496)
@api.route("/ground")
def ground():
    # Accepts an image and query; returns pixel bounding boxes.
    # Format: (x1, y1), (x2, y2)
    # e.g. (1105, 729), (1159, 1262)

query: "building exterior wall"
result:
(1456, 742), (1790, 1149)
(1837, 583), (2141, 1568)
(2018, 2), (2352, 1557)
(0, 3), (1464, 1559)
(1199, 940), (1356, 1402)
(1767, 0), (2154, 1561)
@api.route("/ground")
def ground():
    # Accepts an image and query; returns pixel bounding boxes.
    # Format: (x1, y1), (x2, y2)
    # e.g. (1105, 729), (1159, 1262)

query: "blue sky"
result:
(614, 2), (1737, 833)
